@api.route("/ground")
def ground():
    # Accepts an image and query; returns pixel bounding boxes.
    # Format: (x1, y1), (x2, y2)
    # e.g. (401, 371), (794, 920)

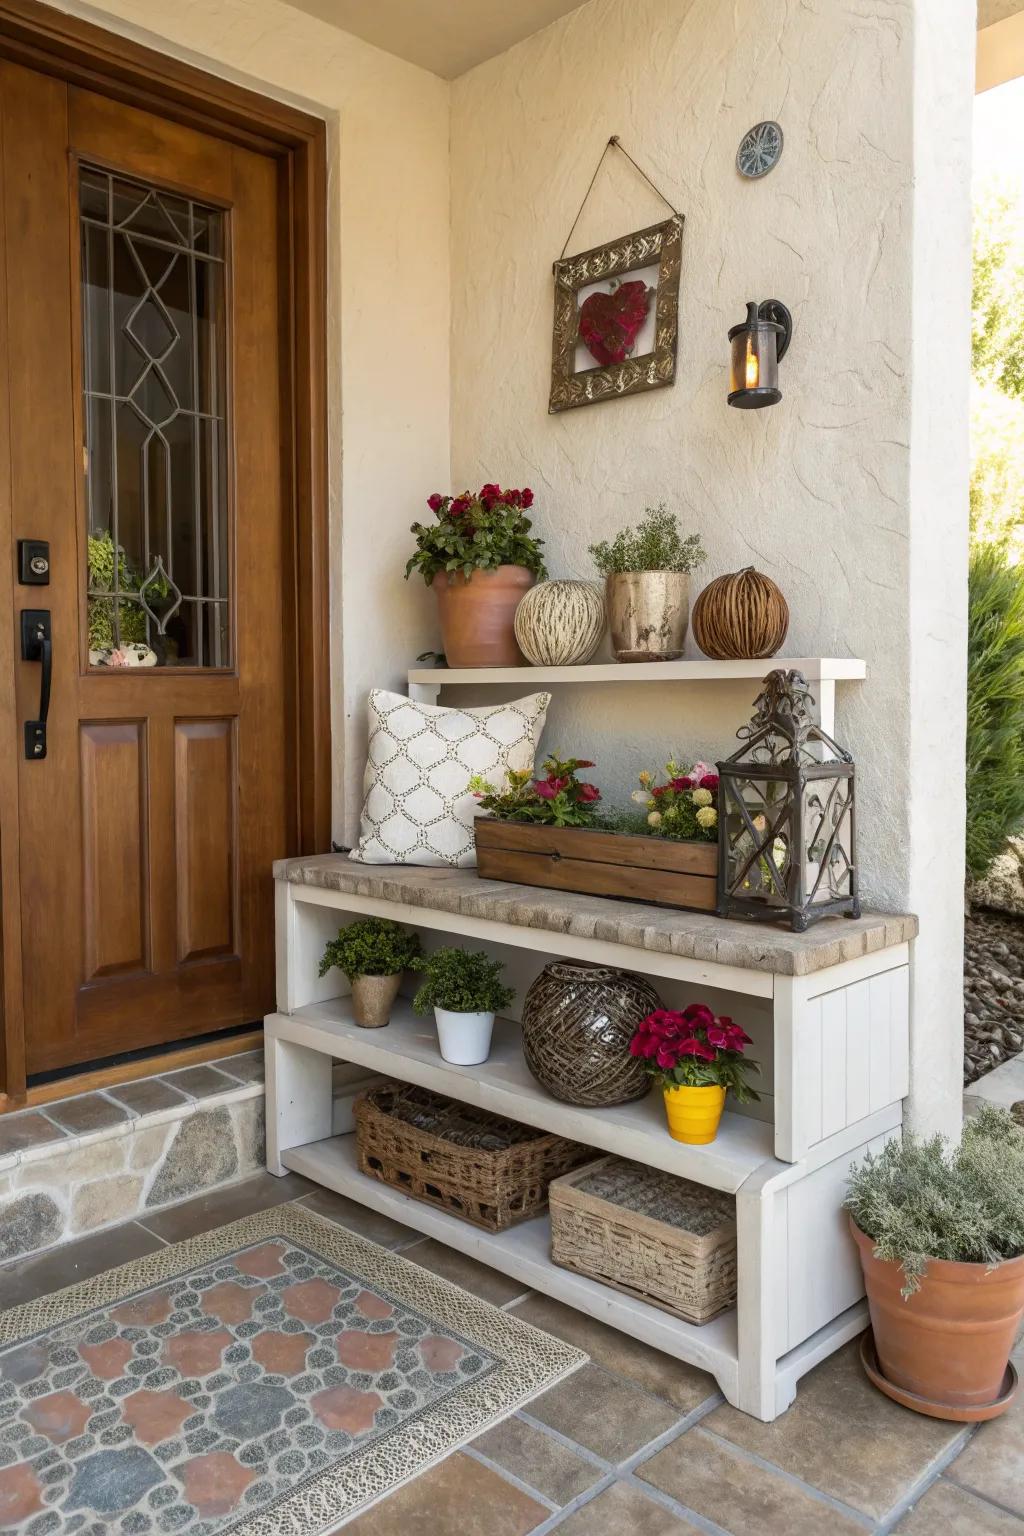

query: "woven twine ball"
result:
(513, 579), (606, 666)
(520, 963), (662, 1108)
(691, 566), (790, 660)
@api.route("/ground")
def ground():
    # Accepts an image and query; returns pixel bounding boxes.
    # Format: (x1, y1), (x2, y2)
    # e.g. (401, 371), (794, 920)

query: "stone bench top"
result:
(273, 854), (918, 978)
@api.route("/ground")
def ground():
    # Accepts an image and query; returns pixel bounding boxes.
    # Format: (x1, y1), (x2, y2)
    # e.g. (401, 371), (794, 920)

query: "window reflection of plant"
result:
(87, 532), (170, 651)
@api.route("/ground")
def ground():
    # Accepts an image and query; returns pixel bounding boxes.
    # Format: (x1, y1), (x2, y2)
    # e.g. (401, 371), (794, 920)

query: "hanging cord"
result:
(556, 135), (682, 265)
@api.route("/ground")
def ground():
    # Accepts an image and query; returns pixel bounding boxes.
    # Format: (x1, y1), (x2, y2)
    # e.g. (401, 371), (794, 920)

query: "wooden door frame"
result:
(0, 0), (330, 1102)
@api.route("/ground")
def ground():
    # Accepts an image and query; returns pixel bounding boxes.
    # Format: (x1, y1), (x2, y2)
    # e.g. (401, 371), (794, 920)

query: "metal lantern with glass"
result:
(727, 299), (792, 409)
(716, 669), (859, 931)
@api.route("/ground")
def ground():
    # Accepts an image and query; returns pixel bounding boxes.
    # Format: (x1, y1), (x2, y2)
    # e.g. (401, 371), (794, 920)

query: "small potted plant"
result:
(318, 918), (422, 1028)
(470, 754), (602, 827)
(589, 505), (706, 662)
(406, 483), (546, 667)
(412, 947), (514, 1065)
(844, 1105), (1024, 1420)
(629, 1004), (760, 1144)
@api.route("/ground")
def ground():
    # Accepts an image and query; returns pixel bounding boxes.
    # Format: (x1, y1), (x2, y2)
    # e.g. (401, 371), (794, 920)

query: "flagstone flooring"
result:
(1, 1171), (1021, 1535)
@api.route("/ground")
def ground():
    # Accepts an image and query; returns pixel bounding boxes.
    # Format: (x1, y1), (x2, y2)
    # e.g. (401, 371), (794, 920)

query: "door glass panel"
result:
(80, 165), (230, 668)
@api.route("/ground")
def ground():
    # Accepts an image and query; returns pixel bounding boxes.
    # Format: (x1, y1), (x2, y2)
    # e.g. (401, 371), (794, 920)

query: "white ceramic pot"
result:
(433, 1007), (495, 1065)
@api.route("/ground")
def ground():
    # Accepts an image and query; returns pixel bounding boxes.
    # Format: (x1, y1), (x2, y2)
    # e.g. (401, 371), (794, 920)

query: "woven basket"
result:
(549, 1155), (738, 1324)
(521, 963), (662, 1108)
(354, 1081), (593, 1233)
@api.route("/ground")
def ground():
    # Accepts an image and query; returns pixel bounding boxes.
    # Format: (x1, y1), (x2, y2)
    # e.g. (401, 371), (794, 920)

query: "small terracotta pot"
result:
(851, 1218), (1024, 1412)
(663, 1084), (726, 1144)
(433, 565), (535, 667)
(350, 972), (402, 1028)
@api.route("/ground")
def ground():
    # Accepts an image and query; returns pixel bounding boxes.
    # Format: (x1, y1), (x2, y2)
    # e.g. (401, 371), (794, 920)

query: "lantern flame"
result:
(745, 346), (759, 389)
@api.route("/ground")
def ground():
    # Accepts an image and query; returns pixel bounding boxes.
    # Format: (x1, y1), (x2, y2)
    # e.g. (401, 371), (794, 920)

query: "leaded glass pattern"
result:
(80, 165), (229, 668)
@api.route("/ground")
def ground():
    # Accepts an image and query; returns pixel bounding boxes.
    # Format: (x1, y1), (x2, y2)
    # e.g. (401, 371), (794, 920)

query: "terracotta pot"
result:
(350, 972), (402, 1028)
(606, 571), (690, 662)
(663, 1084), (726, 1144)
(434, 565), (535, 668)
(851, 1218), (1024, 1411)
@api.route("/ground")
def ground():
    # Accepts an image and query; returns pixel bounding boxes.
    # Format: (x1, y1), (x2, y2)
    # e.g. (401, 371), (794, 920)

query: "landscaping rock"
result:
(964, 908), (1024, 1084)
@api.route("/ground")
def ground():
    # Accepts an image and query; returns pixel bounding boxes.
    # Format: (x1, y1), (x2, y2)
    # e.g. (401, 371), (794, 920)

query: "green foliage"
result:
(405, 486), (546, 585)
(470, 755), (601, 829)
(87, 532), (170, 650)
(844, 1105), (1024, 1296)
(589, 505), (706, 577)
(971, 184), (1024, 559)
(318, 918), (422, 980)
(412, 947), (514, 1015)
(966, 545), (1024, 878)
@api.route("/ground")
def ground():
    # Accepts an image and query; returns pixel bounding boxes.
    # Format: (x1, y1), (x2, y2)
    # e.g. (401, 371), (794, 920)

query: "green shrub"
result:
(966, 545), (1024, 879)
(589, 505), (706, 577)
(844, 1105), (1024, 1295)
(318, 918), (421, 980)
(412, 948), (514, 1015)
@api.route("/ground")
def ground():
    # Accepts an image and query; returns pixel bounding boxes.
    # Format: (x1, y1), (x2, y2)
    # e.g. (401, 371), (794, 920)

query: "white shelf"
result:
(408, 657), (866, 688)
(281, 1131), (741, 1386)
(270, 999), (775, 1194)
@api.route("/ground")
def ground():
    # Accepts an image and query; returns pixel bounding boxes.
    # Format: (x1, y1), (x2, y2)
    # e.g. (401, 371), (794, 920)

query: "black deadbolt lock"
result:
(18, 539), (50, 586)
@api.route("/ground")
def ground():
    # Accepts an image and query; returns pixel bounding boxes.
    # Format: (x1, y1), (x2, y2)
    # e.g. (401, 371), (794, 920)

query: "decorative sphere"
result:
(691, 567), (789, 660)
(514, 580), (606, 666)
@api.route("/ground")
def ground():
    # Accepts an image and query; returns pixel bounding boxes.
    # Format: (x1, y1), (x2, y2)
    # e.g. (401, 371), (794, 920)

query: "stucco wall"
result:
(448, 0), (972, 1133)
(48, 0), (451, 839)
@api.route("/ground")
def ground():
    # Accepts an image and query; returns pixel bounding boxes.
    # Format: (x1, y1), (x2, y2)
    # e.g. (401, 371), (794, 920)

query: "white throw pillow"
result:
(350, 689), (551, 867)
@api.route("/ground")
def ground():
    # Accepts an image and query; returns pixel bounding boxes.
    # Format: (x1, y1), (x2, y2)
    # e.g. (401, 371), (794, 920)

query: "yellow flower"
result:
(692, 787), (713, 807)
(753, 814), (767, 833)
(638, 769), (653, 787)
(647, 811), (662, 828)
(696, 806), (718, 829)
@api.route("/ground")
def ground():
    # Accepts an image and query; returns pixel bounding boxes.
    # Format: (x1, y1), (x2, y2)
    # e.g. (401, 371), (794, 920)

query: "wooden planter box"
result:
(549, 1155), (738, 1325)
(474, 817), (717, 911)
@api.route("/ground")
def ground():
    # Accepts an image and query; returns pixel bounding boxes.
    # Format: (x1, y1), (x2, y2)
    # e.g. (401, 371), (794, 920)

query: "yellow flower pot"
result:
(663, 1084), (727, 1144)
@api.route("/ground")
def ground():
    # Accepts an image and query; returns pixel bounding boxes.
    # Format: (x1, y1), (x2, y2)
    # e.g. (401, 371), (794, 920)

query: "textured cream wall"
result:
(449, 0), (972, 1133)
(45, 0), (451, 839)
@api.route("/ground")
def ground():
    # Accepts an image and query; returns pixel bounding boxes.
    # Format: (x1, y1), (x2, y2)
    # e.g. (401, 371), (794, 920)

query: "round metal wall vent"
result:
(737, 121), (784, 179)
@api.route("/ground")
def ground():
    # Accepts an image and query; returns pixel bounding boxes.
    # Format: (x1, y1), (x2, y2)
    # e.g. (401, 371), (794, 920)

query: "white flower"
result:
(696, 806), (718, 829)
(692, 787), (713, 807)
(753, 814), (767, 833)
(647, 811), (662, 827)
(631, 789), (651, 806)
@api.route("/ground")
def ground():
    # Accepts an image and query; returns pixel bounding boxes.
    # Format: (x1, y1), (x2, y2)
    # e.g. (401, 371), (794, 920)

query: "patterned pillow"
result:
(350, 689), (551, 867)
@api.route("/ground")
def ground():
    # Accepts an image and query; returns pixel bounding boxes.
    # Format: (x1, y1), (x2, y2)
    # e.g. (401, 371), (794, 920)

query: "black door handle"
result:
(21, 609), (51, 760)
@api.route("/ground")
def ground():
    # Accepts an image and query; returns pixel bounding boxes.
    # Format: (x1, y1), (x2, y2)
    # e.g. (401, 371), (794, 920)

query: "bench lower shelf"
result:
(280, 1130), (868, 1419)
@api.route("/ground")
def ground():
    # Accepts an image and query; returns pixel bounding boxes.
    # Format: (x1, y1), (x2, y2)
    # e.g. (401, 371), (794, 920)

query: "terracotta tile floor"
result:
(1, 1174), (1021, 1536)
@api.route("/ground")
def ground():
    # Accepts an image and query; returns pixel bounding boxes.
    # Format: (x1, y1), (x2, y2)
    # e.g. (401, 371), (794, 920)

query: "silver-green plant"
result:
(843, 1105), (1024, 1296)
(589, 504), (706, 576)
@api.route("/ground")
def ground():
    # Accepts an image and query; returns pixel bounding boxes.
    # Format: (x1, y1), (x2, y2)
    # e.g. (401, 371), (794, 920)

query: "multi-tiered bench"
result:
(265, 852), (915, 1423)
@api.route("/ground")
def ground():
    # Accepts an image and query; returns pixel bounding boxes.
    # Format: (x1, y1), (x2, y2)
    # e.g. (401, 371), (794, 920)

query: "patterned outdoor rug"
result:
(0, 1204), (585, 1534)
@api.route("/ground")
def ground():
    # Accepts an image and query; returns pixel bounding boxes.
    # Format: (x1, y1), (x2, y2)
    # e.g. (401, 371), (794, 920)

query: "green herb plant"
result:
(470, 755), (601, 829)
(589, 505), (707, 577)
(318, 918), (422, 981)
(844, 1104), (1024, 1296)
(412, 947), (514, 1015)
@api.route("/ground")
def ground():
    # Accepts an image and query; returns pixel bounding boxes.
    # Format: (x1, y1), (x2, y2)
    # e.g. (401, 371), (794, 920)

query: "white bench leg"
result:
(733, 1169), (782, 1421)
(265, 1033), (334, 1176)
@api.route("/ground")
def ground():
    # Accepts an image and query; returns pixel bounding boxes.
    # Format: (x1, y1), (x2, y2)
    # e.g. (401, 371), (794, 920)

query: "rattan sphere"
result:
(514, 580), (606, 666)
(691, 566), (789, 660)
(520, 963), (663, 1108)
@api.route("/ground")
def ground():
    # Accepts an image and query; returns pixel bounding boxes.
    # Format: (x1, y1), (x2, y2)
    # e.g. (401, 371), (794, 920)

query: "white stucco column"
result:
(904, 0), (975, 1137)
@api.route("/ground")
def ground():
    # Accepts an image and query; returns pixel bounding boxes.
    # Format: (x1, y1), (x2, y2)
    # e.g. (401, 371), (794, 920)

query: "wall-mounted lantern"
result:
(728, 300), (792, 409)
(716, 669), (859, 932)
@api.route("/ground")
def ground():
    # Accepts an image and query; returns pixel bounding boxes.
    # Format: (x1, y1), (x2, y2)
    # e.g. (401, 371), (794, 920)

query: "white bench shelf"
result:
(266, 855), (914, 1422)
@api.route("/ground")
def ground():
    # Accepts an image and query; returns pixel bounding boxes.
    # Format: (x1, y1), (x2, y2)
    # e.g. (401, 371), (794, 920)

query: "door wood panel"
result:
(174, 719), (236, 963)
(80, 720), (148, 979)
(1, 64), (296, 1075)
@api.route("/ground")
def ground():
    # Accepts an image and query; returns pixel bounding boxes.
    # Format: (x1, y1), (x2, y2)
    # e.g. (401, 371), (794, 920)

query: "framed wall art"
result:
(549, 214), (684, 413)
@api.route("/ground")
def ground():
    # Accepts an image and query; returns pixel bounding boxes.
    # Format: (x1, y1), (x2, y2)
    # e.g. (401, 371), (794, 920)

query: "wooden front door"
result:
(0, 63), (293, 1076)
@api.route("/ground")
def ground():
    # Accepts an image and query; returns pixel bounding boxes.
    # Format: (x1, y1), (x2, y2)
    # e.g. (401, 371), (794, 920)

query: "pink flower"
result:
(691, 761), (714, 784)
(450, 495), (470, 516)
(655, 1044), (679, 1071)
(678, 1037), (715, 1062)
(682, 1002), (715, 1029)
(578, 783), (601, 803)
(427, 492), (444, 512)
(706, 1025), (728, 1049)
(701, 773), (719, 792)
(533, 777), (567, 799)
(521, 488), (535, 508)
(479, 482), (501, 500)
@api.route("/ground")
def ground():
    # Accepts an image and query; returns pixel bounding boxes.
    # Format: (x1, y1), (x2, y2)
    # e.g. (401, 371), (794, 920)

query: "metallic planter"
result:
(606, 570), (690, 662)
(350, 972), (402, 1028)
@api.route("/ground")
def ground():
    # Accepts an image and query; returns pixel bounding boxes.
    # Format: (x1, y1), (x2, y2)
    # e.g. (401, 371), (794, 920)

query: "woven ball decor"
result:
(514, 580), (606, 666)
(691, 566), (789, 660)
(520, 963), (663, 1108)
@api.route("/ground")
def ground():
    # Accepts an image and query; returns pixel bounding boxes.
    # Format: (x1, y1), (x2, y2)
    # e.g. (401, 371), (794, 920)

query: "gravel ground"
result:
(965, 908), (1024, 1084)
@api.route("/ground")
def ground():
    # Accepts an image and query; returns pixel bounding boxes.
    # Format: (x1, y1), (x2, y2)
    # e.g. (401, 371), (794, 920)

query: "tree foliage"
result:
(966, 545), (1024, 878)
